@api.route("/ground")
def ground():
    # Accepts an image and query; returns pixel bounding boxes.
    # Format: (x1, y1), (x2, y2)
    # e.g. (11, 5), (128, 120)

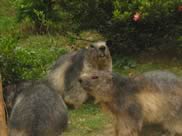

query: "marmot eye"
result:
(91, 76), (98, 79)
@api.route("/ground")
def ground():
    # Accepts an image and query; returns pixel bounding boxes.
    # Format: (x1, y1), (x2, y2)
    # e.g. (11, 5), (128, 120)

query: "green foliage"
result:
(14, 0), (67, 33)
(11, 0), (182, 52)
(109, 0), (182, 52)
(59, 0), (113, 31)
(59, 0), (182, 53)
(113, 0), (179, 22)
(0, 36), (67, 84)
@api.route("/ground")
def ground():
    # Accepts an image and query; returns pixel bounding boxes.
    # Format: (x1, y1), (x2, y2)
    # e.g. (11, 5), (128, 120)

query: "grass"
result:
(63, 103), (111, 136)
(0, 0), (16, 35)
(17, 30), (104, 48)
(114, 62), (182, 77)
(63, 104), (165, 136)
(0, 16), (16, 33)
(113, 50), (182, 77)
(0, 0), (15, 16)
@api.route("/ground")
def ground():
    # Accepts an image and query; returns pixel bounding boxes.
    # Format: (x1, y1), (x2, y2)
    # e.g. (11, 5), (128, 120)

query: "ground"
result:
(63, 104), (110, 136)
(62, 104), (165, 136)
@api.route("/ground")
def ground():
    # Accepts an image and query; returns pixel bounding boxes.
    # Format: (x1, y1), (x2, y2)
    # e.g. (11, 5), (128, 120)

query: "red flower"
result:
(178, 5), (182, 12)
(133, 12), (141, 22)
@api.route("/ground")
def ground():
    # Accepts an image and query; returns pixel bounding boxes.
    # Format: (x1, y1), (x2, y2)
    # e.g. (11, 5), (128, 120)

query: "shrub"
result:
(108, 0), (182, 52)
(14, 0), (68, 33)
(59, 0), (182, 53)
(59, 0), (113, 31)
(0, 36), (67, 85)
(13, 0), (182, 53)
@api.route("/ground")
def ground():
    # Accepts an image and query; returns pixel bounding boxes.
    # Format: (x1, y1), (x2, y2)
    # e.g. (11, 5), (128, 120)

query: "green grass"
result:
(63, 103), (110, 136)
(0, 0), (15, 16)
(17, 30), (104, 50)
(0, 16), (17, 35)
(18, 35), (71, 48)
(63, 103), (165, 136)
(0, 0), (17, 35)
(113, 53), (182, 77)
(114, 62), (182, 76)
(64, 104), (168, 136)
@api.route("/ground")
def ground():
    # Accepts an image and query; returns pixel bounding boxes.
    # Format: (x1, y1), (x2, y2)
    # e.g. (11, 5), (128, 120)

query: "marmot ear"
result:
(106, 40), (112, 47)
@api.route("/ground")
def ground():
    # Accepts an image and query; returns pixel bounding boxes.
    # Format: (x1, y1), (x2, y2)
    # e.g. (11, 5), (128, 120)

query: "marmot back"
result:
(9, 80), (68, 136)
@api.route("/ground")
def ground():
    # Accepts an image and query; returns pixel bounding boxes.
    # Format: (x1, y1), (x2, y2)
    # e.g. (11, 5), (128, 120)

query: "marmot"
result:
(79, 70), (182, 136)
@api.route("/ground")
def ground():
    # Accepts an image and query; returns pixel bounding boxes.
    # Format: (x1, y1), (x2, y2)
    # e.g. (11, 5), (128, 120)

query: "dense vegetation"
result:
(0, 36), (67, 84)
(15, 0), (182, 51)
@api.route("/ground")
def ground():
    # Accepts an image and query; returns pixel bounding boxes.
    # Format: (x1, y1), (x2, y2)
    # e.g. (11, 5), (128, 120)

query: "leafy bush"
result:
(14, 0), (69, 33)
(113, 0), (180, 22)
(108, 0), (182, 52)
(0, 36), (67, 85)
(59, 0), (113, 31)
(13, 0), (182, 53)
(60, 0), (182, 53)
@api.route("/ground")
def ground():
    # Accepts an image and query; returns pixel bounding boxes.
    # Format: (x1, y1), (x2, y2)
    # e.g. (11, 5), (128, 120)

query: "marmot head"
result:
(79, 71), (114, 103)
(85, 41), (112, 70)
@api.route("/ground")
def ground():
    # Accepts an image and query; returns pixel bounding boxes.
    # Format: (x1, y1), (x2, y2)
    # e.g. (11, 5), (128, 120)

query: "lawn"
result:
(63, 103), (111, 136)
(62, 81), (176, 136)
(63, 103), (164, 136)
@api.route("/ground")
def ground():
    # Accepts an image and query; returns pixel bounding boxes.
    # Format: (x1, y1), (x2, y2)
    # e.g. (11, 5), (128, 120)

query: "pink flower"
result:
(178, 5), (182, 12)
(133, 12), (141, 22)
